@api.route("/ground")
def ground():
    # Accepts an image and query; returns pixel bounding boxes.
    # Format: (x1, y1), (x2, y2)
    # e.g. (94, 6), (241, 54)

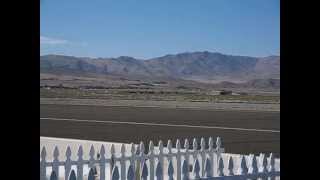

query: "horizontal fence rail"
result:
(40, 137), (280, 180)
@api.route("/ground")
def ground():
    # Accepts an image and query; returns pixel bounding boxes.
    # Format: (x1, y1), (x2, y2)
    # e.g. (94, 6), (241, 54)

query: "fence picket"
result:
(120, 144), (126, 180)
(248, 155), (258, 175)
(40, 147), (47, 180)
(208, 137), (214, 177)
(200, 137), (206, 177)
(89, 145), (95, 168)
(65, 146), (72, 180)
(52, 146), (60, 178)
(238, 155), (248, 175)
(176, 139), (182, 180)
(110, 144), (116, 175)
(77, 146), (84, 180)
(99, 145), (106, 180)
(217, 157), (224, 176)
(227, 156), (234, 176)
(149, 141), (155, 180)
(158, 140), (164, 180)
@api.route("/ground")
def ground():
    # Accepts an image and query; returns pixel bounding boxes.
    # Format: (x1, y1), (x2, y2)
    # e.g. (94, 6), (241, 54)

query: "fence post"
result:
(99, 145), (106, 180)
(65, 146), (72, 180)
(77, 146), (84, 180)
(52, 146), (60, 179)
(40, 147), (47, 180)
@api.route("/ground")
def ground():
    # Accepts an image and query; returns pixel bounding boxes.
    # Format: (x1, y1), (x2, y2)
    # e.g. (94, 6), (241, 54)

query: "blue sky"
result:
(40, 0), (279, 59)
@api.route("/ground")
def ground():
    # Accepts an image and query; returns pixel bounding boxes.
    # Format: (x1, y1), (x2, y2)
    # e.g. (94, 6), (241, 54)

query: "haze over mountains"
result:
(40, 51), (280, 88)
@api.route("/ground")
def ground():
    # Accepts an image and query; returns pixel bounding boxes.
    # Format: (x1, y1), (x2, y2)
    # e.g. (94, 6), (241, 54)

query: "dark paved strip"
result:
(40, 104), (280, 156)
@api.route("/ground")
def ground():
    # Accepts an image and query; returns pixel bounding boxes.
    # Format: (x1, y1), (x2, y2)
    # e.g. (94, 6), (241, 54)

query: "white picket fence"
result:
(40, 137), (280, 180)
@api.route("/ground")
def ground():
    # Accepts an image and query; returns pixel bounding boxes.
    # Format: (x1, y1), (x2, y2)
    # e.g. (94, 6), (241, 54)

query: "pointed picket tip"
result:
(176, 139), (181, 151)
(68, 169), (76, 180)
(228, 156), (234, 175)
(89, 145), (95, 157)
(238, 155), (248, 175)
(141, 162), (149, 178)
(53, 146), (59, 159)
(168, 160), (174, 175)
(77, 145), (83, 158)
(200, 137), (206, 150)
(112, 166), (120, 180)
(66, 146), (72, 158)
(216, 137), (222, 149)
(184, 139), (189, 150)
(127, 165), (135, 180)
(41, 146), (47, 159)
(218, 157), (224, 176)
(208, 137), (214, 150)
(130, 143), (135, 154)
(260, 153), (268, 173)
(192, 138), (198, 150)
(158, 140), (164, 152)
(50, 171), (58, 180)
(149, 140), (154, 154)
(269, 153), (276, 172)
(156, 161), (163, 177)
(111, 144), (116, 155)
(100, 145), (105, 156)
(204, 157), (212, 177)
(120, 144), (126, 156)
(249, 156), (258, 174)
(167, 139), (172, 152)
(139, 141), (145, 155)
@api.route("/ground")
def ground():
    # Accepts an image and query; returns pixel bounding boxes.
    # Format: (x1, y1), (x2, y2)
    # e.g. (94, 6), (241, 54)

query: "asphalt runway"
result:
(40, 104), (280, 156)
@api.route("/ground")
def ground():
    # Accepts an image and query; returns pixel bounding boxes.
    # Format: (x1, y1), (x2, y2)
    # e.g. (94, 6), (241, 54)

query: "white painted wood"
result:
(40, 137), (280, 180)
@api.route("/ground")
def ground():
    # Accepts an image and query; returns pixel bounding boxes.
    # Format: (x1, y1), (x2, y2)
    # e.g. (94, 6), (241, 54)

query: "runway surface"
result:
(40, 104), (280, 156)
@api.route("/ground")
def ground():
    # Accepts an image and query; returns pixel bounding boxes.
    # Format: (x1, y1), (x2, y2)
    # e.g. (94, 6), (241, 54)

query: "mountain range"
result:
(40, 51), (279, 87)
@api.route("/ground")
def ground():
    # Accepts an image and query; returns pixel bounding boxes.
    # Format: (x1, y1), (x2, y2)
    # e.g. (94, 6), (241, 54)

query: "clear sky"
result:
(40, 0), (279, 59)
